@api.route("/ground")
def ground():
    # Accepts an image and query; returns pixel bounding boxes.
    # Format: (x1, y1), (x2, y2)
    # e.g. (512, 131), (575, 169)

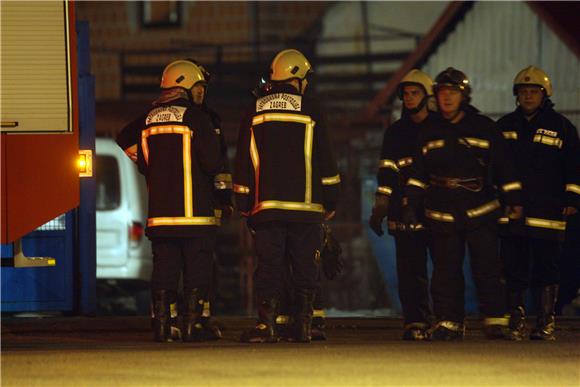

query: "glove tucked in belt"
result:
(429, 175), (484, 192)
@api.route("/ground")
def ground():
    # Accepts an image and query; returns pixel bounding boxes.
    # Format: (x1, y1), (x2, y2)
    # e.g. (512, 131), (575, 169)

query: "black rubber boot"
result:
(240, 298), (279, 343)
(182, 288), (204, 342)
(482, 317), (509, 340)
(506, 290), (527, 340)
(311, 314), (327, 341)
(428, 321), (465, 341)
(402, 322), (429, 341)
(290, 289), (315, 343)
(151, 290), (173, 343)
(275, 314), (292, 341)
(531, 285), (558, 341)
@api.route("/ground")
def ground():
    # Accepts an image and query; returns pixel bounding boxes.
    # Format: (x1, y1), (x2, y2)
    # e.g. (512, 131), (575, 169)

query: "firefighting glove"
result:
(321, 223), (343, 280)
(369, 196), (390, 236)
(402, 205), (419, 229)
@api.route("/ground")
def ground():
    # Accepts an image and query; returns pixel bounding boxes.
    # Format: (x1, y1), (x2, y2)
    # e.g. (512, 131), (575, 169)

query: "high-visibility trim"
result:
(525, 217), (566, 231)
(377, 186), (393, 195)
(182, 132), (193, 217)
(503, 131), (518, 140)
(466, 200), (500, 218)
(304, 120), (314, 203)
(425, 209), (455, 222)
(148, 216), (217, 227)
(252, 112), (312, 126)
(313, 309), (326, 318)
(379, 159), (399, 171)
(533, 134), (563, 149)
(124, 144), (138, 161)
(215, 173), (232, 182)
(322, 174), (341, 185)
(566, 184), (580, 195)
(234, 184), (250, 194)
(214, 209), (222, 226)
(276, 315), (290, 324)
(497, 217), (509, 224)
(483, 317), (509, 327)
(407, 178), (427, 190)
(397, 157), (413, 168)
(141, 125), (194, 217)
(252, 200), (324, 214)
(251, 112), (317, 205)
(141, 125), (192, 164)
(461, 137), (489, 149)
(422, 140), (445, 155)
(250, 128), (260, 205)
(502, 181), (522, 192)
(214, 174), (233, 190)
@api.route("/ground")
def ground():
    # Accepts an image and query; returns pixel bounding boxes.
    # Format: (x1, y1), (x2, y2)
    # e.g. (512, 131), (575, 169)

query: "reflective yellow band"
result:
(425, 209), (455, 222)
(124, 144), (138, 160)
(141, 125), (192, 164)
(388, 220), (425, 231)
(397, 157), (413, 168)
(148, 217), (217, 226)
(202, 301), (211, 317)
(276, 315), (290, 324)
(503, 131), (518, 140)
(215, 173), (232, 182)
(525, 217), (566, 231)
(422, 140), (445, 155)
(407, 178), (427, 190)
(497, 217), (509, 224)
(252, 200), (324, 214)
(250, 128), (260, 204)
(461, 137), (489, 149)
(322, 174), (341, 185)
(467, 200), (500, 218)
(377, 186), (393, 195)
(234, 184), (250, 194)
(566, 184), (580, 195)
(533, 134), (563, 149)
(483, 317), (509, 326)
(183, 132), (193, 217)
(214, 209), (222, 226)
(379, 159), (399, 171)
(252, 112), (313, 126)
(502, 181), (522, 192)
(304, 120), (315, 203)
(313, 309), (326, 318)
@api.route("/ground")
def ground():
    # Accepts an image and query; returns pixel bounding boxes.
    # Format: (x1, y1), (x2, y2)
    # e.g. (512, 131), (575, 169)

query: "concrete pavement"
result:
(2, 316), (579, 386)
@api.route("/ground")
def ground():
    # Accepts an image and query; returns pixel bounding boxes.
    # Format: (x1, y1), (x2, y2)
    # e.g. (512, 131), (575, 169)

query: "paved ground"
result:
(2, 316), (579, 387)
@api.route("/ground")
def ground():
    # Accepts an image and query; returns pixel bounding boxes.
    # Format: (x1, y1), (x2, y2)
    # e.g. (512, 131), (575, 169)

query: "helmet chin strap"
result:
(407, 97), (428, 115)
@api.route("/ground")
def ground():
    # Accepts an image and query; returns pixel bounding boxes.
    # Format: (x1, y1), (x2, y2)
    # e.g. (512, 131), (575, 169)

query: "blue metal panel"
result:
(1, 214), (75, 312)
(76, 20), (97, 315)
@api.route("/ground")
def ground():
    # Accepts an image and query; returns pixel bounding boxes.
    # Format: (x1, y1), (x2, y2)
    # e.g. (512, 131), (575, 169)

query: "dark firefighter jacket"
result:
(234, 84), (340, 224)
(405, 109), (522, 233)
(203, 106), (233, 225)
(116, 97), (222, 238)
(496, 104), (580, 240)
(376, 112), (440, 234)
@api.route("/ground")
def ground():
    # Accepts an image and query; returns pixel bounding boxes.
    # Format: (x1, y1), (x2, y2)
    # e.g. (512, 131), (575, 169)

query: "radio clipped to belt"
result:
(429, 175), (484, 192)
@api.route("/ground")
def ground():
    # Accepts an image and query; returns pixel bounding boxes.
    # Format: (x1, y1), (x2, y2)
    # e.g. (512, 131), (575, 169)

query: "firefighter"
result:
(404, 67), (523, 341)
(234, 49), (340, 343)
(116, 59), (222, 342)
(497, 66), (580, 340)
(181, 59), (232, 341)
(251, 76), (329, 342)
(368, 69), (436, 340)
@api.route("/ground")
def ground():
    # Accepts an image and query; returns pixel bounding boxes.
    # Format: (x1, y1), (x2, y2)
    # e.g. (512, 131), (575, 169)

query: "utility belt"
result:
(429, 175), (484, 192)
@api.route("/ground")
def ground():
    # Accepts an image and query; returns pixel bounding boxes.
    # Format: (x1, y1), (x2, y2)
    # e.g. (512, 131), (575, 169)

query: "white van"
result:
(95, 137), (152, 287)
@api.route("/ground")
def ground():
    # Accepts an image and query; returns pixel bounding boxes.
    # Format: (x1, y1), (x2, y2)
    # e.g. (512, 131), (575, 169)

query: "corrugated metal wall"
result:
(422, 1), (580, 126)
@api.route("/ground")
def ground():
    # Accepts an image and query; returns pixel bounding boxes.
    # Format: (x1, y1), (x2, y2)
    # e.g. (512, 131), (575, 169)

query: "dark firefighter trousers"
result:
(394, 231), (431, 325)
(253, 221), (322, 302)
(501, 235), (560, 291)
(151, 236), (216, 293)
(429, 223), (506, 323)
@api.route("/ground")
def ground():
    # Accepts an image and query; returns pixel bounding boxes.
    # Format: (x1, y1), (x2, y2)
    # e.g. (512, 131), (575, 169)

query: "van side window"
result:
(96, 155), (121, 210)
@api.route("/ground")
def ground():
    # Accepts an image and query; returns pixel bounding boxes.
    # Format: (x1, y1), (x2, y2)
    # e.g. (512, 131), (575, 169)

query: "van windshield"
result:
(96, 155), (120, 210)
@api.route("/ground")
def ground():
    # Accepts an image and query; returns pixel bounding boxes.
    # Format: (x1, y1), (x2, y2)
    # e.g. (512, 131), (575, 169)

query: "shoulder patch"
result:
(256, 93), (302, 112)
(146, 106), (187, 125)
